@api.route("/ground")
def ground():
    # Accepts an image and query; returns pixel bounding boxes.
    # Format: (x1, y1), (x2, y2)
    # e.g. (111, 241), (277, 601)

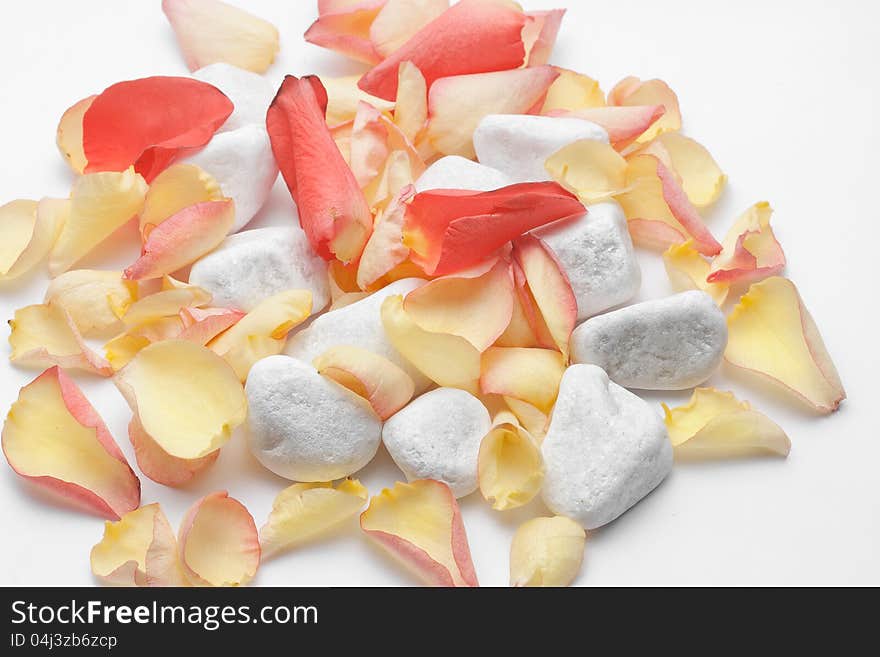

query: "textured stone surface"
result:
(571, 291), (727, 390)
(193, 63), (275, 133)
(542, 364), (673, 529)
(414, 155), (513, 193)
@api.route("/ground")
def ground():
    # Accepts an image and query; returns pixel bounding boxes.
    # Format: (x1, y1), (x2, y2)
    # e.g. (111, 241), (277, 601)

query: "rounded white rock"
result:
(382, 388), (491, 498)
(414, 155), (513, 193)
(473, 114), (609, 183)
(570, 290), (727, 390)
(542, 364), (673, 529)
(182, 124), (278, 232)
(284, 278), (430, 392)
(534, 201), (641, 320)
(245, 355), (382, 481)
(188, 225), (330, 313)
(193, 63), (275, 133)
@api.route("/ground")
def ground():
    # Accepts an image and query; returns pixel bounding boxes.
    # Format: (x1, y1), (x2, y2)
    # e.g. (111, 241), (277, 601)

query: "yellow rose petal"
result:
(478, 412), (544, 511)
(509, 516), (585, 587)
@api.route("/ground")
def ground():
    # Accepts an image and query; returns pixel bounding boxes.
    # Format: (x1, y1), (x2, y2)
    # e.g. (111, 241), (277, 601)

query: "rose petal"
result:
(209, 289), (312, 380)
(49, 168), (148, 276)
(122, 276), (211, 328)
(128, 416), (219, 487)
(725, 277), (845, 413)
(503, 396), (549, 441)
(663, 388), (791, 457)
(139, 163), (223, 239)
(540, 69), (605, 114)
(662, 240), (729, 305)
(544, 139), (629, 203)
(305, 0), (384, 65)
(369, 0), (449, 59)
(551, 105), (666, 150)
(394, 61), (428, 143)
(641, 132), (726, 208)
(177, 306), (244, 344)
(478, 412), (544, 510)
(381, 294), (481, 391)
(404, 181), (585, 276)
(617, 154), (722, 255)
(608, 77), (681, 144)
(356, 185), (414, 289)
(358, 0), (528, 101)
(480, 347), (564, 413)
(708, 202), (786, 285)
(125, 200), (235, 280)
(2, 367), (140, 519)
(82, 77), (233, 181)
(163, 0), (279, 73)
(1, 199), (64, 281)
(350, 102), (392, 188)
(403, 258), (514, 351)
(509, 516), (585, 587)
(360, 479), (478, 587)
(510, 234), (577, 358)
(267, 75), (373, 263)
(104, 316), (185, 372)
(90, 503), (186, 586)
(522, 9), (565, 67)
(495, 290), (541, 349)
(114, 340), (248, 458)
(260, 479), (368, 559)
(313, 346), (414, 420)
(321, 75), (396, 128)
(45, 270), (138, 336)
(9, 304), (112, 375)
(178, 491), (260, 586)
(56, 95), (95, 174)
(424, 66), (559, 158)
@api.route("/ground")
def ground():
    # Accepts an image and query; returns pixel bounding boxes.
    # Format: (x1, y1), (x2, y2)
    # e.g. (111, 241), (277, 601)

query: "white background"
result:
(1, 0), (878, 586)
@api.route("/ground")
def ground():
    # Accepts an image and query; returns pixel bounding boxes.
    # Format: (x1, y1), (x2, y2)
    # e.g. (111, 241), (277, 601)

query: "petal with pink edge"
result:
(369, 0), (449, 59)
(56, 95), (95, 174)
(305, 0), (384, 65)
(662, 240), (729, 305)
(357, 185), (414, 289)
(708, 202), (785, 285)
(522, 9), (565, 67)
(544, 139), (629, 203)
(642, 132), (726, 208)
(1, 199), (66, 282)
(480, 347), (564, 413)
(551, 105), (665, 150)
(45, 270), (138, 337)
(608, 77), (681, 144)
(540, 69), (605, 114)
(139, 163), (223, 239)
(128, 416), (219, 487)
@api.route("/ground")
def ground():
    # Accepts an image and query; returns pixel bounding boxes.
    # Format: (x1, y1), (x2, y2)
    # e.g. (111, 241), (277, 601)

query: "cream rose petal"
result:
(478, 412), (544, 511)
(45, 270), (138, 336)
(509, 516), (585, 587)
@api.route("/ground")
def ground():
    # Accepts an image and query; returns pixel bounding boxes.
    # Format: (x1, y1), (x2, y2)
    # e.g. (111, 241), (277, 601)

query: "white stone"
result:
(188, 226), (330, 313)
(382, 388), (491, 497)
(182, 124), (278, 232)
(284, 278), (430, 392)
(534, 201), (640, 320)
(542, 364), (673, 529)
(245, 356), (381, 481)
(193, 63), (275, 133)
(570, 291), (727, 390)
(473, 114), (609, 183)
(414, 155), (513, 193)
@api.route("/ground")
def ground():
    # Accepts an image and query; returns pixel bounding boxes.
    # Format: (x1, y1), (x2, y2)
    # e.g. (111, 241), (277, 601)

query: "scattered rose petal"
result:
(369, 0), (449, 59)
(304, 0), (384, 65)
(394, 61), (428, 143)
(642, 132), (726, 208)
(358, 0), (528, 101)
(139, 163), (223, 239)
(163, 0), (279, 73)
(424, 66), (559, 158)
(522, 9), (565, 67)
(82, 77), (233, 181)
(663, 388), (791, 457)
(178, 491), (260, 586)
(90, 503), (186, 586)
(480, 347), (564, 413)
(404, 181), (584, 276)
(125, 200), (235, 280)
(267, 75), (373, 262)
(260, 479), (368, 559)
(321, 75), (396, 128)
(360, 479), (478, 587)
(510, 234), (577, 358)
(313, 345), (414, 420)
(381, 294), (481, 391)
(0, 199), (64, 282)
(56, 95), (95, 174)
(608, 77), (681, 144)
(708, 202), (786, 285)
(2, 367), (140, 519)
(9, 304), (112, 376)
(177, 306), (244, 344)
(617, 154), (721, 255)
(662, 240), (729, 305)
(128, 416), (219, 487)
(544, 139), (629, 203)
(357, 185), (414, 289)
(495, 291), (541, 349)
(503, 396), (549, 442)
(45, 270), (138, 336)
(104, 317), (187, 371)
(552, 105), (666, 150)
(403, 258), (514, 351)
(122, 276), (211, 328)
(725, 276), (845, 413)
(509, 516), (585, 587)
(478, 411), (544, 511)
(115, 340), (248, 459)
(49, 168), (148, 276)
(350, 102), (392, 188)
(540, 69), (605, 114)
(209, 289), (312, 380)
